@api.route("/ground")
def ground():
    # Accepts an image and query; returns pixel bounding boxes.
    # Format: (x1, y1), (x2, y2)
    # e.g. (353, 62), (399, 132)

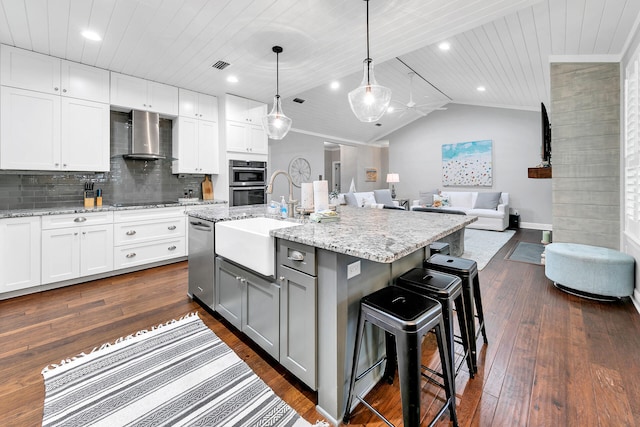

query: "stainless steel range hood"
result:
(123, 110), (165, 160)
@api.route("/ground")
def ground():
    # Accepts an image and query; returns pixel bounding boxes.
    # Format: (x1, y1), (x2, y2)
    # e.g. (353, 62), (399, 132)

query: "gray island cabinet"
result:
(187, 205), (475, 425)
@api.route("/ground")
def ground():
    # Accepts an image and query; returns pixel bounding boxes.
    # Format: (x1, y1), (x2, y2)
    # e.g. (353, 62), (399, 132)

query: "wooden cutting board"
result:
(202, 175), (213, 200)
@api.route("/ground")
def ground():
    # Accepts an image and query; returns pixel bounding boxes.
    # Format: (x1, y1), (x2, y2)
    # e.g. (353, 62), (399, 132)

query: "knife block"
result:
(84, 192), (95, 208)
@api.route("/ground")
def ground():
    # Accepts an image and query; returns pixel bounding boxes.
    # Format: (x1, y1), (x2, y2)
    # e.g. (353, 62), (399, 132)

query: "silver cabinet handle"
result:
(197, 286), (204, 292)
(74, 217), (87, 223)
(126, 230), (136, 235)
(168, 245), (177, 251)
(126, 253), (136, 258)
(54, 87), (59, 91)
(287, 251), (304, 261)
(240, 278), (247, 283)
(235, 276), (242, 281)
(168, 225), (177, 230)
(279, 276), (286, 281)
(62, 88), (67, 93)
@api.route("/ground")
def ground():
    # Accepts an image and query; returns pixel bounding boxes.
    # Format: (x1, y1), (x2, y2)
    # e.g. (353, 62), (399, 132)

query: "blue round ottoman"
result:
(545, 242), (635, 300)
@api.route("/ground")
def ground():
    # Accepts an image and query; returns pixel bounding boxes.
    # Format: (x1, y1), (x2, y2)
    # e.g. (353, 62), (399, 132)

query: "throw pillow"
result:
(418, 189), (439, 206)
(474, 192), (502, 210)
(354, 192), (377, 207)
(433, 194), (449, 207)
(373, 189), (395, 207)
(344, 192), (358, 206)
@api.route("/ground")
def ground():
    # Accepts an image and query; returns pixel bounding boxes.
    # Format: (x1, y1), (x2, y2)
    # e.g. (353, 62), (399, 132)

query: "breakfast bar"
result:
(270, 207), (475, 423)
(189, 205), (476, 423)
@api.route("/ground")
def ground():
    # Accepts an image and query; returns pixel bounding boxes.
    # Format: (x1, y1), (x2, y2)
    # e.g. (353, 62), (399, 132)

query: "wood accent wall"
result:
(550, 63), (620, 249)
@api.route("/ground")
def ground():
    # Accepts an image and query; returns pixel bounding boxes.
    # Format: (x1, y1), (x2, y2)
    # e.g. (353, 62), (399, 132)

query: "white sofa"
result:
(340, 189), (402, 209)
(411, 191), (510, 231)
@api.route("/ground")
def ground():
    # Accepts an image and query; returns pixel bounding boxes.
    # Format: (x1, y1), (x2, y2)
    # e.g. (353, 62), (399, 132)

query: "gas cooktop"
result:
(111, 201), (178, 207)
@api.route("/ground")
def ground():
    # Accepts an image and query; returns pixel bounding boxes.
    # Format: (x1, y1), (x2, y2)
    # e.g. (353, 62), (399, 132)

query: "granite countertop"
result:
(189, 205), (476, 264)
(0, 199), (227, 219)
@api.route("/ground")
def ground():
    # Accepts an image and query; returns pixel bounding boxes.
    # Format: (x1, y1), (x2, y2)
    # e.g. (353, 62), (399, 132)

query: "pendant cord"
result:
(365, 0), (370, 85)
(276, 51), (279, 97)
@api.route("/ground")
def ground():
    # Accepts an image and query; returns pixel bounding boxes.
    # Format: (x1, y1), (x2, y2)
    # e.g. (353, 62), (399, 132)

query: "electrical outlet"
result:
(347, 261), (361, 279)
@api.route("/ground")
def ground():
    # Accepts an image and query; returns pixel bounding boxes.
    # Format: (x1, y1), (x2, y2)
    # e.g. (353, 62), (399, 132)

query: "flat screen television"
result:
(541, 102), (551, 165)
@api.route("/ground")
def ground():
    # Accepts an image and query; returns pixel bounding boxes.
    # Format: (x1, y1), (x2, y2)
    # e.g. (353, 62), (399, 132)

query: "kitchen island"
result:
(188, 205), (476, 424)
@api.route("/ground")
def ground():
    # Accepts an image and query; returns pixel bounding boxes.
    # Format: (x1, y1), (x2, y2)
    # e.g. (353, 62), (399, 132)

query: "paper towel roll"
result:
(313, 180), (329, 212)
(301, 182), (314, 210)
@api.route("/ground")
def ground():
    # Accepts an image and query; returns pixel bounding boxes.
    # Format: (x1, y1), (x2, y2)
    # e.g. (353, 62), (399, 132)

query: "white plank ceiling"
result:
(1, 0), (638, 143)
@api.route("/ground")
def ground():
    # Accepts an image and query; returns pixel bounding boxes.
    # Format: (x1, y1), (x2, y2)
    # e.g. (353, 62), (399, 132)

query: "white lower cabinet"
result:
(41, 212), (114, 285)
(113, 207), (186, 269)
(0, 217), (41, 293)
(215, 257), (280, 360)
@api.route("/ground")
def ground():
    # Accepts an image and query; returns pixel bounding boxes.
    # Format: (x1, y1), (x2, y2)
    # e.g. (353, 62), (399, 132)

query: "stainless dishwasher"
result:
(188, 218), (215, 310)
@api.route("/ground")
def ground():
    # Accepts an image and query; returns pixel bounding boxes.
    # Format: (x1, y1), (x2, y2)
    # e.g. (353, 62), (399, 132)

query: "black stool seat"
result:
(343, 286), (458, 427)
(396, 268), (474, 378)
(430, 242), (450, 256)
(425, 254), (488, 373)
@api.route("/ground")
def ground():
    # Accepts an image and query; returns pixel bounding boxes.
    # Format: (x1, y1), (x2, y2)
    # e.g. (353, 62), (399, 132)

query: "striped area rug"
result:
(42, 313), (315, 427)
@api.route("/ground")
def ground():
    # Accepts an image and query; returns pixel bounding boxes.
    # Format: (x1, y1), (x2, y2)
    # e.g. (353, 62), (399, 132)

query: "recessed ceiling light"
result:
(477, 86), (486, 92)
(387, 106), (395, 113)
(226, 75), (239, 83)
(81, 30), (101, 41)
(438, 42), (450, 51)
(330, 81), (340, 90)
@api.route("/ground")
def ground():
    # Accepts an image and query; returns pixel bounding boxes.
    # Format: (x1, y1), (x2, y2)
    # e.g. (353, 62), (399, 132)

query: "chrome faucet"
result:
(265, 169), (298, 217)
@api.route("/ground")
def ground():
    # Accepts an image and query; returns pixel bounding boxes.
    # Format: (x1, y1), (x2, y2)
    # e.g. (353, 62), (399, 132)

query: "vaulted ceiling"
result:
(1, 0), (638, 144)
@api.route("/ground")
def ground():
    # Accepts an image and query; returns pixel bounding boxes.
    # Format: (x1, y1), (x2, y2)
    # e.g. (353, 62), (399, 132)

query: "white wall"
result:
(268, 131), (326, 203)
(340, 144), (387, 193)
(386, 103), (552, 226)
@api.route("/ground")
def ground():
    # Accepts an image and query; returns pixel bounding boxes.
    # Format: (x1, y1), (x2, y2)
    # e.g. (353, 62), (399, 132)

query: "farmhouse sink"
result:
(214, 217), (303, 277)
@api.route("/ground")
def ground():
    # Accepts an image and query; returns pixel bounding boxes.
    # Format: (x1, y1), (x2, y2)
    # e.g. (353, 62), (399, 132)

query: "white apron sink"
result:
(214, 217), (302, 277)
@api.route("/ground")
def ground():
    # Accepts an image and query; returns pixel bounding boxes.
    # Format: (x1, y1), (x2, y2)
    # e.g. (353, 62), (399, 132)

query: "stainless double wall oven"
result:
(228, 160), (268, 206)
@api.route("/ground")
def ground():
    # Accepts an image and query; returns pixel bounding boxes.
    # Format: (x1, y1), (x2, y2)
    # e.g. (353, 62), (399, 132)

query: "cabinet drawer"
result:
(113, 206), (184, 222)
(42, 211), (113, 229)
(114, 217), (185, 245)
(277, 240), (316, 276)
(114, 237), (185, 269)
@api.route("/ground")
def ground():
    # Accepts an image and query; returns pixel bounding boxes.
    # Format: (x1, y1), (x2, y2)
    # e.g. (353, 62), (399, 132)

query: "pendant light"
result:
(262, 46), (292, 140)
(348, 0), (392, 122)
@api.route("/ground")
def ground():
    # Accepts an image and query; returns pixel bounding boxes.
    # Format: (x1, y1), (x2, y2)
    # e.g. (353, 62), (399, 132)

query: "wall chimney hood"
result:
(123, 110), (165, 160)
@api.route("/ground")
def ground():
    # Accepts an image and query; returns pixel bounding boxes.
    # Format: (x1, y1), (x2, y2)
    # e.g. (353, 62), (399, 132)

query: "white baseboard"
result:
(633, 288), (640, 315)
(520, 222), (552, 231)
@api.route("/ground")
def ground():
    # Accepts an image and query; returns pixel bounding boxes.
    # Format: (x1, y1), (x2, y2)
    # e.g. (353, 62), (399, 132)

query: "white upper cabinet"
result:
(225, 94), (268, 155)
(110, 72), (178, 116)
(1, 45), (61, 94)
(179, 88), (218, 121)
(1, 45), (109, 103)
(226, 94), (266, 124)
(60, 61), (110, 103)
(0, 86), (109, 171)
(173, 89), (219, 174)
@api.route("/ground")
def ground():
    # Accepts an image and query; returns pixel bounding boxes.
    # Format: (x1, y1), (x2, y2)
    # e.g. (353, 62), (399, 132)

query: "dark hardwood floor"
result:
(1, 228), (639, 426)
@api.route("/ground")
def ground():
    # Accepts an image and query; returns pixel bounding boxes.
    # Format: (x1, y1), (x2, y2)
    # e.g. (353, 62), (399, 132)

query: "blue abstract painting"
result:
(442, 140), (493, 186)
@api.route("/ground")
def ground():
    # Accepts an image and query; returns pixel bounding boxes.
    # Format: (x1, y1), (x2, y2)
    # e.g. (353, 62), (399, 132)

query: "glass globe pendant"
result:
(262, 46), (292, 140)
(348, 0), (391, 122)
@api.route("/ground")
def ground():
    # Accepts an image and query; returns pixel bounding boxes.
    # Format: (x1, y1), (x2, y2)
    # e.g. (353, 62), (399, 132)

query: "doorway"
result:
(332, 161), (341, 192)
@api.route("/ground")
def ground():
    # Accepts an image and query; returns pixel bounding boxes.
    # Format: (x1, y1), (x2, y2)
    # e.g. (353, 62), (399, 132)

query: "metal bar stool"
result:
(424, 254), (488, 373)
(396, 268), (475, 379)
(343, 286), (458, 427)
(430, 242), (450, 256)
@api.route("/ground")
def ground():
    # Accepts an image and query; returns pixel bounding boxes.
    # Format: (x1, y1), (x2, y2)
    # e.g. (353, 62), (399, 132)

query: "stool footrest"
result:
(355, 356), (387, 383)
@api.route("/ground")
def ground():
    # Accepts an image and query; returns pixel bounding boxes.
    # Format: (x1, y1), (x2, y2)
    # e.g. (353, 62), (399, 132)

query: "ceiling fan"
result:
(388, 72), (447, 117)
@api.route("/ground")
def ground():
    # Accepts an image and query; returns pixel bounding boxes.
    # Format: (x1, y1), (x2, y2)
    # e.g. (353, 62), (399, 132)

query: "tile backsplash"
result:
(0, 111), (207, 210)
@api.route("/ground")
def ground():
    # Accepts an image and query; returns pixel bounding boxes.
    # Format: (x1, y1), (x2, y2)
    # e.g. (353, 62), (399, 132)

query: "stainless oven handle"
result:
(232, 167), (266, 172)
(230, 186), (267, 191)
(189, 221), (212, 231)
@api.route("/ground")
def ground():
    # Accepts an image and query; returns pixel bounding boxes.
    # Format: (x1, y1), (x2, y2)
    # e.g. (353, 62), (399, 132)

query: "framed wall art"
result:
(442, 140), (493, 186)
(365, 168), (377, 182)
